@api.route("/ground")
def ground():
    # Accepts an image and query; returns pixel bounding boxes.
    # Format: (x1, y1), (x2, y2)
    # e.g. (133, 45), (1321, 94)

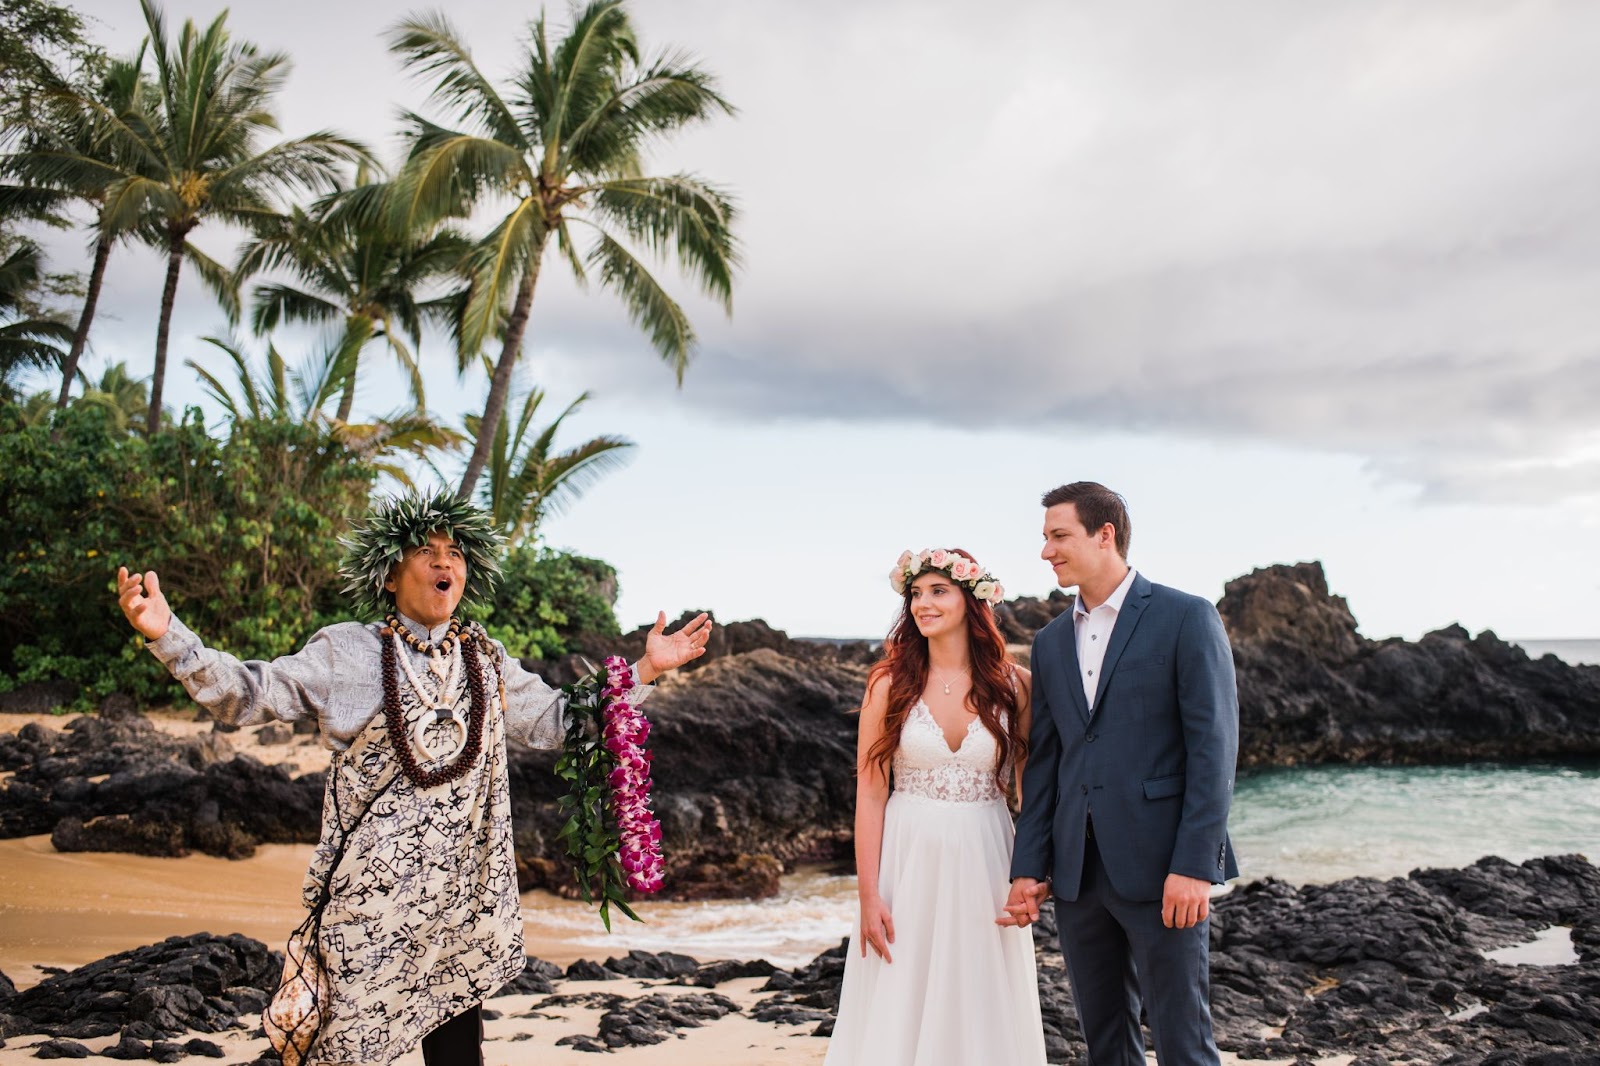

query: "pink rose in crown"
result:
(929, 549), (950, 569)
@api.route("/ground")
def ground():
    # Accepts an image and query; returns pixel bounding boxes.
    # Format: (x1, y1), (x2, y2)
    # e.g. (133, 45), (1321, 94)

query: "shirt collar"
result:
(1073, 567), (1138, 620)
(396, 611), (455, 643)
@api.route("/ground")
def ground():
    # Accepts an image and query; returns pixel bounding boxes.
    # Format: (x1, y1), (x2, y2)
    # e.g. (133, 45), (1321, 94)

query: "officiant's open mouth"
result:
(434, 578), (454, 593)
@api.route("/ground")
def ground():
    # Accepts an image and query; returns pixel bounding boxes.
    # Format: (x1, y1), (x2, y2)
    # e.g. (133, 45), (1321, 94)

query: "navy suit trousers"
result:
(1056, 834), (1221, 1066)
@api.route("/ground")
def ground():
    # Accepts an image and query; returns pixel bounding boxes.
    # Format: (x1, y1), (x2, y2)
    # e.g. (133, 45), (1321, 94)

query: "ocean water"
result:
(1513, 638), (1600, 666)
(539, 760), (1600, 964)
(1230, 761), (1600, 885)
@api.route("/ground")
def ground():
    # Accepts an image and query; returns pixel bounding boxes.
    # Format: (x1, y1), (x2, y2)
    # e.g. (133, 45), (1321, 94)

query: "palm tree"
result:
(0, 238), (73, 401)
(18, 360), (148, 428)
(187, 335), (464, 484)
(59, 0), (369, 434)
(387, 0), (738, 496)
(2, 51), (156, 407)
(466, 385), (633, 546)
(234, 167), (471, 423)
(75, 359), (148, 430)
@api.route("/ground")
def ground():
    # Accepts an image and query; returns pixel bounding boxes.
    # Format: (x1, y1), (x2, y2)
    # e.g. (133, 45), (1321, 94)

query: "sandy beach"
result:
(0, 706), (1354, 1066)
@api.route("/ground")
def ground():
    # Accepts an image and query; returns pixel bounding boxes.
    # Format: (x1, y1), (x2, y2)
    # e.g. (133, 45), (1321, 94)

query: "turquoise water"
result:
(1231, 761), (1600, 884)
(548, 761), (1600, 962)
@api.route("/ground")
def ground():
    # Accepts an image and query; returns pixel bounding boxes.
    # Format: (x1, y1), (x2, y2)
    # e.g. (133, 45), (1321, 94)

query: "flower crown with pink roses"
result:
(889, 549), (1006, 604)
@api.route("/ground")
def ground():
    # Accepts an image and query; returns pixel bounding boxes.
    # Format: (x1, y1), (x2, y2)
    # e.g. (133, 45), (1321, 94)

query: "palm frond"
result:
(182, 240), (240, 322)
(386, 11), (528, 149)
(459, 196), (545, 355)
(583, 228), (693, 381)
(249, 282), (341, 334)
(590, 173), (737, 311)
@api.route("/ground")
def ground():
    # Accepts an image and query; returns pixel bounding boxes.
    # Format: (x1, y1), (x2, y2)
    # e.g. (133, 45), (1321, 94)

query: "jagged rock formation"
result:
(1223, 562), (1600, 765)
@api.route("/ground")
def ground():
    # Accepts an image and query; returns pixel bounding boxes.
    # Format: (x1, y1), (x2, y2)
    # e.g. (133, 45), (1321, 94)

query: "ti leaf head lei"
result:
(339, 488), (506, 618)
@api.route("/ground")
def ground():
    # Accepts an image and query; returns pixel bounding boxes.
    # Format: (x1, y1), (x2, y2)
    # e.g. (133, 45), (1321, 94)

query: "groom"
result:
(1001, 482), (1239, 1066)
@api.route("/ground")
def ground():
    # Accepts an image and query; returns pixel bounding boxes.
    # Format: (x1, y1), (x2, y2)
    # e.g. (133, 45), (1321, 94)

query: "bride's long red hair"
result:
(864, 549), (1024, 795)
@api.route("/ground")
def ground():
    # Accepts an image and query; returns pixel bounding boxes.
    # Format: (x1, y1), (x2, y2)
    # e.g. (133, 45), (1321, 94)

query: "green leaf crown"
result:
(339, 488), (506, 617)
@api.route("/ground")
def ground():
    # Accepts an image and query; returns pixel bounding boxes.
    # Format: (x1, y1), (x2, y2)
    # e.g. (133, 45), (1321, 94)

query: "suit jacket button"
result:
(1085, 733), (1096, 742)
(1081, 785), (1089, 795)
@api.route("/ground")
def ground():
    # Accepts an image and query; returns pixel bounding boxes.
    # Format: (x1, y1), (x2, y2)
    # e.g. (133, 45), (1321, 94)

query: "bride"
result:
(826, 548), (1046, 1065)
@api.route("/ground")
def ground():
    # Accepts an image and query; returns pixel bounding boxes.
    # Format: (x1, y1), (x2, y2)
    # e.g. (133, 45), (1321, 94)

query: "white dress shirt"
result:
(1072, 567), (1137, 709)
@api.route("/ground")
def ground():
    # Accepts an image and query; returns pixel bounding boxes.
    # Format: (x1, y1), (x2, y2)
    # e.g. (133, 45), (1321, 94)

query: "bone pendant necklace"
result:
(393, 632), (467, 761)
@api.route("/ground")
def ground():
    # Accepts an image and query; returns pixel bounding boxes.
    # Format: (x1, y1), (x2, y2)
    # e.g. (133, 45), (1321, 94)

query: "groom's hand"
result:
(997, 877), (1049, 927)
(1162, 873), (1212, 929)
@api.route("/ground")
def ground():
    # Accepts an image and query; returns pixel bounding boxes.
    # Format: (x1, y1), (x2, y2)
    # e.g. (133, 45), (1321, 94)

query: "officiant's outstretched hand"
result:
(117, 567), (172, 642)
(638, 611), (713, 683)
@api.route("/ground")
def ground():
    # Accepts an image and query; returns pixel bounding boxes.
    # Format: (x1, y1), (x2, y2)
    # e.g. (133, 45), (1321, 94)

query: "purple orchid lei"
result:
(555, 656), (665, 929)
(601, 655), (665, 894)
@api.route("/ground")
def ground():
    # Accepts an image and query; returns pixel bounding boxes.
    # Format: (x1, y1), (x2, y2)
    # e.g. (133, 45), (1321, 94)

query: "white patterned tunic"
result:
(149, 613), (645, 1065)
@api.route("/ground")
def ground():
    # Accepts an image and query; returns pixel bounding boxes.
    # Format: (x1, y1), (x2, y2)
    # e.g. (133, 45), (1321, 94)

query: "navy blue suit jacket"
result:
(1009, 573), (1241, 902)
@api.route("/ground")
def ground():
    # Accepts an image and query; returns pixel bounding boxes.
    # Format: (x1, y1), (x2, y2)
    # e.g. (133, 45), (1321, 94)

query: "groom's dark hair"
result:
(1042, 482), (1131, 559)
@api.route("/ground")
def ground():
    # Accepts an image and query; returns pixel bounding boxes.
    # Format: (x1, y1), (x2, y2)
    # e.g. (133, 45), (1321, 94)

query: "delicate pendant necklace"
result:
(932, 667), (969, 696)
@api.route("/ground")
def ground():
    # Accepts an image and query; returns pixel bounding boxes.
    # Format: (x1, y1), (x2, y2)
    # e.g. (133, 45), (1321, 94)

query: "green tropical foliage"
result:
(234, 166), (472, 422)
(479, 545), (620, 660)
(468, 386), (633, 547)
(0, 0), (101, 138)
(387, 0), (738, 494)
(2, 51), (156, 405)
(0, 400), (378, 706)
(185, 334), (465, 485)
(19, 0), (370, 433)
(0, 237), (73, 399)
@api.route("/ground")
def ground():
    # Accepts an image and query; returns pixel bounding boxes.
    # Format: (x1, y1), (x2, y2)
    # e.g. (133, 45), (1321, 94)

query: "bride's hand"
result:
(859, 894), (895, 963)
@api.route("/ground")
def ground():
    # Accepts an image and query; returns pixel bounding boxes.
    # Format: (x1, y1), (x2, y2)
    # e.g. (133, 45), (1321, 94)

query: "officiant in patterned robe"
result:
(117, 490), (712, 1066)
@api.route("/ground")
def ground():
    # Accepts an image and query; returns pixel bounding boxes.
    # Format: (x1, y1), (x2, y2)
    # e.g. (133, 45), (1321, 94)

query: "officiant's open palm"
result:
(117, 567), (171, 641)
(641, 612), (713, 681)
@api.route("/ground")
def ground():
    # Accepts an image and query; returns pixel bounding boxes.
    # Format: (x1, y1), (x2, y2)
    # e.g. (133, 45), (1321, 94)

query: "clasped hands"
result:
(997, 872), (1213, 929)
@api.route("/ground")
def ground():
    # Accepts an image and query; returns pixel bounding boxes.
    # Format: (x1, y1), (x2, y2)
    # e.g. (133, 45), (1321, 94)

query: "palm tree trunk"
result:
(458, 255), (542, 497)
(333, 316), (375, 424)
(147, 227), (188, 434)
(57, 235), (113, 408)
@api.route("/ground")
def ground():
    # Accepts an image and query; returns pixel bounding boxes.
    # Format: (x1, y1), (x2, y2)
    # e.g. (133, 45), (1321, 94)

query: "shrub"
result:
(478, 545), (621, 661)
(0, 402), (374, 707)
(0, 403), (625, 707)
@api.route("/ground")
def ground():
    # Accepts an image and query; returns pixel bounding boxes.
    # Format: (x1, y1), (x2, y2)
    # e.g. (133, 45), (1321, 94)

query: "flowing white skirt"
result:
(825, 792), (1047, 1066)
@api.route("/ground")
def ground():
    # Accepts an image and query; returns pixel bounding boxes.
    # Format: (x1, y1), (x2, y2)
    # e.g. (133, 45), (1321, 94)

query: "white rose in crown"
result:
(908, 553), (925, 576)
(973, 580), (996, 601)
(890, 566), (908, 595)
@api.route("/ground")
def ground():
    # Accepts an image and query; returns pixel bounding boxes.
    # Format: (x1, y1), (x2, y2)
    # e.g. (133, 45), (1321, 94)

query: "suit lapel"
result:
(1057, 608), (1091, 725)
(1089, 572), (1152, 721)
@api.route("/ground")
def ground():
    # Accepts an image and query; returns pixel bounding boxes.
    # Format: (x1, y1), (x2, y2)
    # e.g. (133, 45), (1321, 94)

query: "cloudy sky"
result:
(39, 0), (1600, 640)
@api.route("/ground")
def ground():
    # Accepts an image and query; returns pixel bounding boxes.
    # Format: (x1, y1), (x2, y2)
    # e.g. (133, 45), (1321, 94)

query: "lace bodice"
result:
(892, 701), (1008, 805)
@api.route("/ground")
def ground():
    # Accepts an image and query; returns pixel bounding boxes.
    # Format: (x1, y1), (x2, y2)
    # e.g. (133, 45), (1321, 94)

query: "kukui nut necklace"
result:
(382, 615), (488, 788)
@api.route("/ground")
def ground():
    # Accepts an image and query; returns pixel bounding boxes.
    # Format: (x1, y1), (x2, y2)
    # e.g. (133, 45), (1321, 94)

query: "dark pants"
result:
(421, 1005), (483, 1066)
(1055, 834), (1221, 1066)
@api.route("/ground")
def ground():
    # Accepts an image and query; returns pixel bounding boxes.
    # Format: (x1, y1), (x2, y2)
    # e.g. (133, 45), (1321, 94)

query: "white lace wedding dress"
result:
(825, 700), (1046, 1065)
